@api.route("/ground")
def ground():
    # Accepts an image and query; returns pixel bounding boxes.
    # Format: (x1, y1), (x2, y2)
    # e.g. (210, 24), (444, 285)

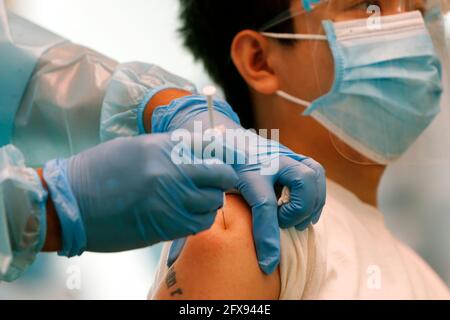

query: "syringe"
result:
(203, 85), (217, 129)
(202, 85), (228, 229)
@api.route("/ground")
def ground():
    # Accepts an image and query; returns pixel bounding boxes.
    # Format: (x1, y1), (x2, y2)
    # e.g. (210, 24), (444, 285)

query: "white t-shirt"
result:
(149, 180), (450, 300)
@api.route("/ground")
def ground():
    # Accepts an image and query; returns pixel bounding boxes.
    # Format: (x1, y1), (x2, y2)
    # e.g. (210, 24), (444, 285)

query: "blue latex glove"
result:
(42, 134), (238, 257)
(152, 96), (326, 274)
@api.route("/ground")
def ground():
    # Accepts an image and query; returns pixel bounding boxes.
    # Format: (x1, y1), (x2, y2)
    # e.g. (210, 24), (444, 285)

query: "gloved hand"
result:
(42, 134), (238, 257)
(152, 96), (326, 274)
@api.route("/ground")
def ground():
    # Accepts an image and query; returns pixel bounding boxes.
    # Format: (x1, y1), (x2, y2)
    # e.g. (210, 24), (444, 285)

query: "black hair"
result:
(178, 0), (294, 128)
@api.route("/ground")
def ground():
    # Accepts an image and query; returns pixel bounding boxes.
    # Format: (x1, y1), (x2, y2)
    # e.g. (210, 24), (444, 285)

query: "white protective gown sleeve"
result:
(13, 48), (197, 167)
(0, 145), (47, 282)
(0, 2), (197, 281)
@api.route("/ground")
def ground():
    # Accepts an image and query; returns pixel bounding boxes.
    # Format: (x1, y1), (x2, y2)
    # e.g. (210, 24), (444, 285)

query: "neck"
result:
(252, 94), (386, 207)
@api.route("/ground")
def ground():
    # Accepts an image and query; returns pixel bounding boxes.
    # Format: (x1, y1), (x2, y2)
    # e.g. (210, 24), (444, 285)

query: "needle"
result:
(222, 208), (227, 230)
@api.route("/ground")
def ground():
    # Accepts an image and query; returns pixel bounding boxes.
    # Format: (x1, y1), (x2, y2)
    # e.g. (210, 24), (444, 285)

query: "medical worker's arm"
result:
(153, 194), (280, 300)
(0, 136), (237, 282)
(6, 89), (227, 260)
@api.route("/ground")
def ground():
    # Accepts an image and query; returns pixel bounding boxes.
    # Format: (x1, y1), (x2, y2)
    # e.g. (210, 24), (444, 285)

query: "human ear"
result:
(231, 30), (280, 95)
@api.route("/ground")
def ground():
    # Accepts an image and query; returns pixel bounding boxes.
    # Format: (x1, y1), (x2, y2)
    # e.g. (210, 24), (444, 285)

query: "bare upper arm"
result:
(153, 194), (281, 300)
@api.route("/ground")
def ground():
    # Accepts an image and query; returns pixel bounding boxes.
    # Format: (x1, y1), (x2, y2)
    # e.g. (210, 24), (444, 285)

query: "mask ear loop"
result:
(328, 133), (383, 166)
(261, 30), (328, 108)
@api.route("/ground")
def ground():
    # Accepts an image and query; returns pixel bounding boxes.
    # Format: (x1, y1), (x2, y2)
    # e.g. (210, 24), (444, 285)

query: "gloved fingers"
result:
(184, 187), (225, 214)
(167, 238), (188, 268)
(299, 157), (327, 224)
(252, 202), (281, 275)
(276, 159), (317, 229)
(237, 174), (280, 274)
(182, 162), (238, 190)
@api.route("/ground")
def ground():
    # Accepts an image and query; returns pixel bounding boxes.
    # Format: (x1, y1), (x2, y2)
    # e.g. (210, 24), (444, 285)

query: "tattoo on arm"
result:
(166, 266), (183, 297)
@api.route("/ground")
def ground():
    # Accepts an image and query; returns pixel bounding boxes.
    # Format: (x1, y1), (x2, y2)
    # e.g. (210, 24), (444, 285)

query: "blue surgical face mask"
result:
(262, 11), (443, 164)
